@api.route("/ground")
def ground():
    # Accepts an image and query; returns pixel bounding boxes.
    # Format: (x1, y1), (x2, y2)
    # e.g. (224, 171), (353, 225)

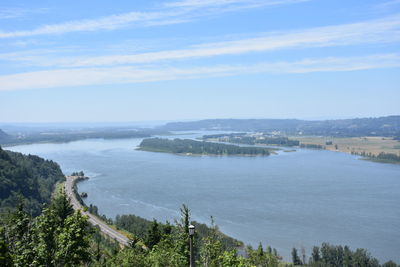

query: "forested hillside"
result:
(0, 129), (10, 142)
(0, 146), (64, 216)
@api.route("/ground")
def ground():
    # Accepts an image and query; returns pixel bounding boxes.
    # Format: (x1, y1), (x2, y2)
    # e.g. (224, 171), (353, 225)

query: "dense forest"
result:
(87, 207), (243, 251)
(1, 194), (398, 267)
(0, 146), (64, 216)
(203, 133), (300, 146)
(138, 138), (272, 156)
(160, 116), (400, 137)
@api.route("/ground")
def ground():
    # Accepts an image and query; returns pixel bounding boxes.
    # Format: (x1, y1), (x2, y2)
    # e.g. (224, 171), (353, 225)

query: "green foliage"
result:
(148, 236), (187, 267)
(50, 191), (74, 225)
(300, 143), (324, 149)
(55, 210), (92, 266)
(303, 243), (383, 267)
(0, 146), (64, 216)
(199, 218), (223, 267)
(31, 207), (58, 266)
(71, 171), (85, 176)
(245, 243), (279, 267)
(203, 133), (300, 147)
(145, 219), (162, 249)
(105, 247), (149, 267)
(1, 193), (92, 267)
(352, 151), (400, 163)
(292, 247), (302, 265)
(115, 213), (151, 239)
(139, 138), (271, 156)
(0, 227), (13, 266)
(382, 260), (398, 267)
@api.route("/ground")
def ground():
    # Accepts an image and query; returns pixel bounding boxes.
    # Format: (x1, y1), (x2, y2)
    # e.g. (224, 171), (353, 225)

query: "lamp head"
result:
(189, 224), (195, 236)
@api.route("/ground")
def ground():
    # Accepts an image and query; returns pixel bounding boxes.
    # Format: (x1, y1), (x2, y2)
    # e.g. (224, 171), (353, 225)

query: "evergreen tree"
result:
(31, 208), (58, 266)
(55, 210), (92, 266)
(382, 260), (398, 267)
(199, 218), (223, 267)
(176, 204), (191, 266)
(310, 246), (320, 263)
(292, 247), (302, 265)
(50, 191), (74, 226)
(0, 227), (13, 267)
(145, 219), (162, 249)
(6, 203), (35, 266)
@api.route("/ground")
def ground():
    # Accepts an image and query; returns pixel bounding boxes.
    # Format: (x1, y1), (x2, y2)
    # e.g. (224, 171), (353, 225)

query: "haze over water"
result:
(8, 133), (400, 262)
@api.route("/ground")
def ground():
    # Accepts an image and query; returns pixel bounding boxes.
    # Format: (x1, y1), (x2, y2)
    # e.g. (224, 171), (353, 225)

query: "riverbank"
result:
(289, 136), (400, 164)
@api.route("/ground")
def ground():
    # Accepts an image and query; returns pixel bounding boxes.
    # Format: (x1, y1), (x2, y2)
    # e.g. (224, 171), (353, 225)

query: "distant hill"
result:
(160, 116), (400, 137)
(0, 146), (65, 216)
(0, 129), (10, 141)
(0, 128), (171, 146)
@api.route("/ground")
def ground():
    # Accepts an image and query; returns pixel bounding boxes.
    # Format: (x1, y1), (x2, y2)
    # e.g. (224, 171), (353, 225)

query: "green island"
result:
(138, 137), (273, 156)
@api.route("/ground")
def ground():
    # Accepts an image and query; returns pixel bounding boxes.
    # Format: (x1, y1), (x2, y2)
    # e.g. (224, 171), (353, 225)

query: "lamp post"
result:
(189, 224), (195, 267)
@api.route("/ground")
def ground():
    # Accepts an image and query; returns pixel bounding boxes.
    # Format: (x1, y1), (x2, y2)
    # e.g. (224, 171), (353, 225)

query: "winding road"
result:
(64, 176), (130, 246)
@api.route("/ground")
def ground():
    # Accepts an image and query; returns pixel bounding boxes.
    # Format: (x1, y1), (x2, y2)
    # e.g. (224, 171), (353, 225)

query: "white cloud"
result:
(164, 0), (306, 8)
(5, 15), (400, 68)
(0, 7), (48, 19)
(0, 54), (398, 91)
(0, 0), (308, 38)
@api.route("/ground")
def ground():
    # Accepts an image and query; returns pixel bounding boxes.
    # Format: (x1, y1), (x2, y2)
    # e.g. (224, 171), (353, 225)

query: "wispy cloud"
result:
(0, 54), (398, 91)
(0, 7), (48, 19)
(0, 0), (308, 38)
(4, 15), (400, 68)
(377, 0), (400, 7)
(164, 0), (307, 8)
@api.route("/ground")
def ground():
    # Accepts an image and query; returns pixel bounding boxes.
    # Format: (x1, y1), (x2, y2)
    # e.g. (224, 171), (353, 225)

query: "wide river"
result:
(8, 132), (400, 262)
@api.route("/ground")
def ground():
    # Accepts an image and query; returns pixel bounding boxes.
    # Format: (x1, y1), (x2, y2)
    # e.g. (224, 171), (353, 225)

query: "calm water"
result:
(8, 134), (400, 262)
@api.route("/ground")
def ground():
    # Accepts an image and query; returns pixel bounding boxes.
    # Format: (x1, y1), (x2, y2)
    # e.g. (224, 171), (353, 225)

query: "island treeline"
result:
(138, 138), (272, 156)
(352, 151), (400, 164)
(203, 133), (300, 146)
(0, 146), (64, 216)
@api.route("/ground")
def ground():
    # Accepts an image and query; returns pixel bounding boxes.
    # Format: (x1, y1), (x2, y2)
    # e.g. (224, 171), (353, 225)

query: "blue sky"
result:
(0, 0), (399, 122)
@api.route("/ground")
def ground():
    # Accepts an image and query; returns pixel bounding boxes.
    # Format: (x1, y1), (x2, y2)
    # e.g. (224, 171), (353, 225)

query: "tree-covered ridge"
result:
(161, 116), (400, 137)
(203, 133), (300, 146)
(0, 146), (64, 216)
(0, 128), (170, 146)
(138, 138), (272, 156)
(0, 130), (10, 142)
